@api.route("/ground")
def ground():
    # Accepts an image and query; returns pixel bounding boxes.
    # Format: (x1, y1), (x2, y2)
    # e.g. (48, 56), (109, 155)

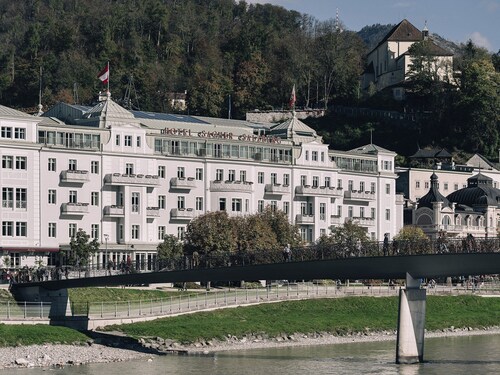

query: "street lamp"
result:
(103, 234), (109, 272)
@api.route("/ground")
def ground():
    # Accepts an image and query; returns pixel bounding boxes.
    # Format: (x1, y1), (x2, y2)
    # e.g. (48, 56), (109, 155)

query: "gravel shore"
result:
(1, 326), (499, 370)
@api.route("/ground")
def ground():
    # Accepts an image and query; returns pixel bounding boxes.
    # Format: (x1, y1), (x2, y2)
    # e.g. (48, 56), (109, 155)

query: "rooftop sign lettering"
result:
(160, 128), (281, 144)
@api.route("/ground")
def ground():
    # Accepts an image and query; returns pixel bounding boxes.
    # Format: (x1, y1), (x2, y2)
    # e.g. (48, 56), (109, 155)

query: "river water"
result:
(8, 334), (500, 375)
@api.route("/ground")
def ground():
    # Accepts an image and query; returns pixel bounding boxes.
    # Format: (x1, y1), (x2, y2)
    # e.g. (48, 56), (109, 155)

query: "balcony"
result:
(170, 177), (196, 189)
(103, 205), (124, 217)
(295, 185), (343, 197)
(343, 190), (376, 201)
(60, 170), (89, 183)
(170, 208), (195, 220)
(330, 215), (343, 225)
(146, 207), (160, 217)
(104, 173), (160, 186)
(264, 184), (291, 195)
(295, 214), (315, 225)
(350, 217), (375, 227)
(61, 202), (89, 214)
(210, 180), (253, 193)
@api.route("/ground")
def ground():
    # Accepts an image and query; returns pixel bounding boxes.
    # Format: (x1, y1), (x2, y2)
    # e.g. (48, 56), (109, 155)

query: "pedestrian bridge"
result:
(10, 252), (500, 364)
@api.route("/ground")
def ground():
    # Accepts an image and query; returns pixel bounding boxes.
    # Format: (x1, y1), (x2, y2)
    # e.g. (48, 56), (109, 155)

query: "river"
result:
(7, 334), (500, 375)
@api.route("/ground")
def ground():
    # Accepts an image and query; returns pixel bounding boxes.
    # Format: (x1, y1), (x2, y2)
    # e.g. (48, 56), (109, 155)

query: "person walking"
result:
(283, 244), (292, 262)
(383, 234), (389, 256)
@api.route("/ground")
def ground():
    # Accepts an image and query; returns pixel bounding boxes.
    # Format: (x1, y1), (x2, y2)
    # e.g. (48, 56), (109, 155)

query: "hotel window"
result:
(232, 198), (242, 212)
(416, 181), (420, 189)
(48, 189), (56, 204)
(131, 192), (140, 212)
(136, 136), (141, 147)
(258, 172), (264, 184)
(177, 196), (185, 209)
(320, 229), (326, 237)
(337, 205), (342, 216)
(300, 175), (307, 186)
(245, 199), (249, 212)
(325, 177), (331, 187)
(219, 198), (226, 211)
(305, 151), (309, 161)
(91, 224), (99, 239)
(2, 155), (13, 169)
(371, 208), (376, 219)
(119, 224), (124, 240)
(360, 207), (365, 218)
(48, 158), (56, 171)
(115, 134), (120, 145)
(283, 201), (289, 215)
(177, 227), (185, 240)
(300, 202), (307, 215)
(228, 169), (235, 182)
(2, 188), (13, 208)
(320, 203), (326, 220)
(348, 206), (353, 218)
(424, 182), (429, 189)
(131, 225), (139, 239)
(258, 200), (264, 212)
(2, 221), (13, 236)
(15, 156), (27, 170)
(14, 128), (25, 139)
(69, 223), (77, 238)
(158, 165), (165, 178)
(177, 167), (185, 179)
(283, 174), (290, 186)
(91, 192), (99, 206)
(1, 126), (12, 138)
(385, 209), (391, 221)
(15, 188), (26, 209)
(196, 168), (203, 180)
(240, 170), (246, 182)
(271, 173), (277, 185)
(158, 195), (166, 209)
(69, 159), (77, 171)
(124, 135), (132, 146)
(454, 184), (459, 191)
(321, 152), (325, 162)
(312, 151), (318, 161)
(386, 184), (390, 194)
(312, 176), (319, 187)
(69, 190), (77, 204)
(270, 201), (277, 211)
(196, 197), (203, 211)
(348, 180), (353, 191)
(371, 182), (376, 193)
(337, 179), (342, 189)
(359, 181), (365, 192)
(158, 226), (166, 240)
(48, 223), (56, 238)
(216, 169), (223, 181)
(125, 163), (134, 175)
(91, 161), (99, 173)
(444, 183), (449, 191)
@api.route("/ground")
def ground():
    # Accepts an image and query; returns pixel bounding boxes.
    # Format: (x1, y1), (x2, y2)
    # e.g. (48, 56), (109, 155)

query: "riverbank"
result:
(1, 326), (500, 370)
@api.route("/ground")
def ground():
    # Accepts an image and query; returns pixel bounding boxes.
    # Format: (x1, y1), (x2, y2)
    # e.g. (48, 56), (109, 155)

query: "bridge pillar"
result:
(12, 286), (71, 318)
(396, 273), (426, 364)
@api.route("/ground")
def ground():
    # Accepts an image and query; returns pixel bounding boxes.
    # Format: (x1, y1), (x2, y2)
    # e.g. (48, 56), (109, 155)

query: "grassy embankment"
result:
(1, 287), (499, 347)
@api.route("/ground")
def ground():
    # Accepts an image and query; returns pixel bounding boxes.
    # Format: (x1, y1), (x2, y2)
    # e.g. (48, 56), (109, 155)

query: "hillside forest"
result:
(0, 0), (498, 160)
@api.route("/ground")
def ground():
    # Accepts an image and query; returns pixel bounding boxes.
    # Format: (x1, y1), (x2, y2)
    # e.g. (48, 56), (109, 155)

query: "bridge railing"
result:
(7, 237), (500, 284)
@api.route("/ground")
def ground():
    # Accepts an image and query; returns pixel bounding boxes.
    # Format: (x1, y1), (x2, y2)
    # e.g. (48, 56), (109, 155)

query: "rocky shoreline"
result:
(1, 326), (499, 370)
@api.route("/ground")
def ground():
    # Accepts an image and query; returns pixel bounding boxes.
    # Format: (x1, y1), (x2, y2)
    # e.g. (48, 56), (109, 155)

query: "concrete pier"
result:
(396, 273), (426, 364)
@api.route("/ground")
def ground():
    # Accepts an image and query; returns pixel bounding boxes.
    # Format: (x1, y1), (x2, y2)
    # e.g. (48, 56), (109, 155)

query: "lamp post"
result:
(103, 234), (109, 272)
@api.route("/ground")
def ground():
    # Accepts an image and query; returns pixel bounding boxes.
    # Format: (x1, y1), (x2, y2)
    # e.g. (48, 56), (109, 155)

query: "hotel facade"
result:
(0, 95), (403, 270)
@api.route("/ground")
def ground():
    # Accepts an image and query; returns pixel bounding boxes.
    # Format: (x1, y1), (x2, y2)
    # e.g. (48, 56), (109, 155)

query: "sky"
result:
(246, 0), (500, 52)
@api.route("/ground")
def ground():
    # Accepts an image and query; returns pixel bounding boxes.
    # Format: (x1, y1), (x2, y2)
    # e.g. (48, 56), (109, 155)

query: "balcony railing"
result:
(295, 214), (315, 224)
(146, 207), (160, 217)
(170, 177), (197, 189)
(103, 205), (124, 217)
(170, 208), (195, 220)
(104, 173), (160, 186)
(350, 217), (375, 226)
(60, 170), (89, 183)
(61, 202), (89, 214)
(343, 190), (376, 201)
(210, 180), (253, 193)
(330, 215), (343, 225)
(264, 184), (291, 195)
(295, 186), (343, 197)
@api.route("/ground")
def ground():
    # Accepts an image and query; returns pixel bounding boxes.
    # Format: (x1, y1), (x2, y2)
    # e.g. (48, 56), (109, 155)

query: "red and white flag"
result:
(289, 84), (296, 109)
(97, 64), (109, 84)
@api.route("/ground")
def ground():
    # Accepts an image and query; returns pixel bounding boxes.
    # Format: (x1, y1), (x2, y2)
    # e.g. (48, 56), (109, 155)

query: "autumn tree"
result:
(393, 226), (430, 255)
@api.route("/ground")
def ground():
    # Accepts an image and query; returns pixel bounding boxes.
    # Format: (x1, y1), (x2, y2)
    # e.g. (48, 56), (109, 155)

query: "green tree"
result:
(157, 234), (184, 270)
(68, 228), (100, 267)
(329, 220), (369, 258)
(393, 226), (430, 255)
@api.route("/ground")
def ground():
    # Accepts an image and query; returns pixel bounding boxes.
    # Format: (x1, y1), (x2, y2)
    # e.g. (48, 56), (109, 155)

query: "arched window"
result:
(442, 216), (451, 226)
(455, 215), (461, 225)
(476, 216), (482, 227)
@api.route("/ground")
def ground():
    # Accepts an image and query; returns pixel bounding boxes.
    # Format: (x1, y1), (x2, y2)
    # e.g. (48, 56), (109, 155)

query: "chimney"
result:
(422, 21), (429, 40)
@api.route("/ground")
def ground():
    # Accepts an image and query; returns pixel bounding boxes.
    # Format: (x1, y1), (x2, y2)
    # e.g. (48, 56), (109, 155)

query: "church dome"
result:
(446, 172), (500, 208)
(417, 173), (450, 209)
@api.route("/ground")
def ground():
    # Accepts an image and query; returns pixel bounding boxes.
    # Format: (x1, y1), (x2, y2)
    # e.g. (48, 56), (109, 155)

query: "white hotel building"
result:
(0, 95), (403, 270)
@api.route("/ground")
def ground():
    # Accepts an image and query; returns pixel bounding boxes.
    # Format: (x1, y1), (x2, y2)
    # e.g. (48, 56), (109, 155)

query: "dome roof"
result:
(446, 173), (500, 208)
(417, 173), (450, 209)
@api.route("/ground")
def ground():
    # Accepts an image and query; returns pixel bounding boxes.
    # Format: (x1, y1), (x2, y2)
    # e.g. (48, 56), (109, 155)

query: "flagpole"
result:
(107, 61), (110, 94)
